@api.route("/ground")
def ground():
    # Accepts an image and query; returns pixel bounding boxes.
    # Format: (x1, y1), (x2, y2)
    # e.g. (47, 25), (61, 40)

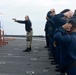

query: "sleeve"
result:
(47, 11), (53, 19)
(53, 27), (71, 44)
(47, 19), (58, 34)
(16, 20), (26, 24)
(52, 13), (66, 25)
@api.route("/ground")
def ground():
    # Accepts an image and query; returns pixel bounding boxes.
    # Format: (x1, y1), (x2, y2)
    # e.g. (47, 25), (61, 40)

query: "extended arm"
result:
(53, 27), (71, 45)
(12, 18), (25, 24)
(52, 13), (66, 25)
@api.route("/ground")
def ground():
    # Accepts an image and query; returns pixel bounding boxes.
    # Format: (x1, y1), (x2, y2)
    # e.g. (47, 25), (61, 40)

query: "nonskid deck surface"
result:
(0, 37), (59, 75)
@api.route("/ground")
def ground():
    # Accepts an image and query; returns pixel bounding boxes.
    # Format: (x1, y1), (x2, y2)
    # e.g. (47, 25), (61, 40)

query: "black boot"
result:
(44, 46), (48, 48)
(23, 48), (31, 52)
(28, 47), (31, 51)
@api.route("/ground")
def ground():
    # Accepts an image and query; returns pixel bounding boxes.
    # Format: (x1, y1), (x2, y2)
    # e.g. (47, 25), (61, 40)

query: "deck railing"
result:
(0, 29), (8, 47)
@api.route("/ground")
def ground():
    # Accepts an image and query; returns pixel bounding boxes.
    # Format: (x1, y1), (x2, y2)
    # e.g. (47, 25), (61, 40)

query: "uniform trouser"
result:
(45, 32), (49, 47)
(66, 67), (76, 75)
(26, 30), (33, 48)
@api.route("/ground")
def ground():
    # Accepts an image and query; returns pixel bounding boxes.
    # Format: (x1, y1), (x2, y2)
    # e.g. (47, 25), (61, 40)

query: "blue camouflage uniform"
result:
(48, 13), (67, 65)
(54, 27), (76, 75)
(45, 11), (54, 48)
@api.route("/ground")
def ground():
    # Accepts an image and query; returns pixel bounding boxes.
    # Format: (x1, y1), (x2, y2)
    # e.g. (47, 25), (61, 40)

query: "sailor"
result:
(49, 10), (73, 64)
(12, 15), (33, 52)
(54, 18), (76, 75)
(44, 9), (55, 48)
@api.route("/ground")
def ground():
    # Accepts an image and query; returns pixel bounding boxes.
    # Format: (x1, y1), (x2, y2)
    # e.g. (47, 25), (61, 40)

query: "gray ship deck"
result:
(0, 37), (60, 75)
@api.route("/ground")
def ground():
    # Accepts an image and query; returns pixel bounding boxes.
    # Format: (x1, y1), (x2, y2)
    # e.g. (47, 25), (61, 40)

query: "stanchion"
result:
(0, 29), (8, 47)
(2, 29), (8, 44)
(0, 29), (2, 47)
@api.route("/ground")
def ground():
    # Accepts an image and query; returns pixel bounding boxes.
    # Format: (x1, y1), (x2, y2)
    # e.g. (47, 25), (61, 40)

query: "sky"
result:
(0, 0), (76, 36)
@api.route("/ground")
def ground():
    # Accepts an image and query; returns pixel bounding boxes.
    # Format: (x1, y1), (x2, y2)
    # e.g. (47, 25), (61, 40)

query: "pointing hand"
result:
(12, 18), (17, 22)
